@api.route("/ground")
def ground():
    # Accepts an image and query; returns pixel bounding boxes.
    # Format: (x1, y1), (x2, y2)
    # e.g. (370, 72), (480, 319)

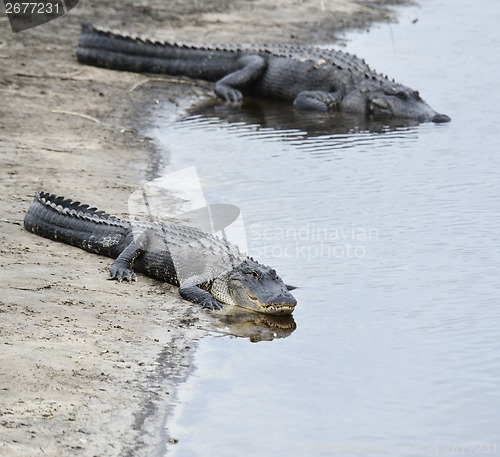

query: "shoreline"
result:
(0, 1), (406, 455)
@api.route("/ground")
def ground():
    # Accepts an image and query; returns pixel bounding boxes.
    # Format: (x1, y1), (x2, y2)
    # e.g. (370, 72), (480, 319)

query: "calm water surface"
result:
(150, 1), (500, 455)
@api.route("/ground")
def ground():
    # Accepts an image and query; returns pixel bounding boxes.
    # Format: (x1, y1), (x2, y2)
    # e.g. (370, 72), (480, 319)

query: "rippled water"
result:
(149, 1), (500, 455)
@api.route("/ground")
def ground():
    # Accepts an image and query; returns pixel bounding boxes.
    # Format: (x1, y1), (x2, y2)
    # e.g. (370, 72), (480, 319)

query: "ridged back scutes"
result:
(85, 22), (246, 54)
(36, 191), (128, 228)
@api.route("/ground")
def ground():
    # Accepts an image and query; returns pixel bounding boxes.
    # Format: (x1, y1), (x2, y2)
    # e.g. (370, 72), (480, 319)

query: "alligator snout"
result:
(270, 292), (297, 307)
(261, 292), (297, 315)
(432, 113), (451, 123)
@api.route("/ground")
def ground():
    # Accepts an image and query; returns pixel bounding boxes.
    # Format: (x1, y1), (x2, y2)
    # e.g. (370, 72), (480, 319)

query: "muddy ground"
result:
(0, 1), (405, 456)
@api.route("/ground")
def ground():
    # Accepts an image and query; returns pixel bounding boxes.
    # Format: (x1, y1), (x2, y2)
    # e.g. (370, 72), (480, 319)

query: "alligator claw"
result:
(109, 264), (137, 282)
(214, 84), (243, 104)
(201, 297), (223, 311)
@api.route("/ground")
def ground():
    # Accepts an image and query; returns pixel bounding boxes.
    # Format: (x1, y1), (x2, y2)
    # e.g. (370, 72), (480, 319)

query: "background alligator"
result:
(24, 192), (297, 315)
(77, 23), (450, 123)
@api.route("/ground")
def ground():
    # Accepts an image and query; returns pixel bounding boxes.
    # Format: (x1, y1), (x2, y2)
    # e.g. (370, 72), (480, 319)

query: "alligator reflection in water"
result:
(210, 307), (297, 342)
(187, 98), (422, 137)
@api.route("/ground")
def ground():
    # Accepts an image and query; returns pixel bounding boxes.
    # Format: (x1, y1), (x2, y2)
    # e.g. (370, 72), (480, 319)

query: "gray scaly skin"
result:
(77, 23), (450, 124)
(24, 192), (297, 315)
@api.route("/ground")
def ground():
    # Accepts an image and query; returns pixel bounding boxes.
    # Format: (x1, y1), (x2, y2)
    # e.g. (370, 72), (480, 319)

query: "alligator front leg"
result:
(214, 55), (267, 103)
(109, 232), (147, 282)
(179, 275), (223, 310)
(293, 90), (343, 112)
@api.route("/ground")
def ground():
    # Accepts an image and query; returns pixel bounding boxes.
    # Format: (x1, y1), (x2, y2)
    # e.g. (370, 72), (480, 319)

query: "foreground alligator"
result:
(24, 192), (297, 315)
(77, 23), (450, 124)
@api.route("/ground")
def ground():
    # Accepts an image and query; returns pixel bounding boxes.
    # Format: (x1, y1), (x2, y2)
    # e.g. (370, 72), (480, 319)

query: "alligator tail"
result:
(76, 23), (238, 81)
(24, 192), (130, 258)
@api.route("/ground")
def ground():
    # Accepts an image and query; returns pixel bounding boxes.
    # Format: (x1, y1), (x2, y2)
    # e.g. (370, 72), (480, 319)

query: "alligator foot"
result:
(214, 84), (243, 103)
(201, 296), (224, 311)
(214, 54), (267, 104)
(109, 262), (137, 282)
(179, 283), (223, 311)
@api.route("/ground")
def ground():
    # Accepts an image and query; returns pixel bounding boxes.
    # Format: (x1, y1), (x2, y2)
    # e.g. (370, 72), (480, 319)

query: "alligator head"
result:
(213, 259), (297, 315)
(342, 86), (451, 123)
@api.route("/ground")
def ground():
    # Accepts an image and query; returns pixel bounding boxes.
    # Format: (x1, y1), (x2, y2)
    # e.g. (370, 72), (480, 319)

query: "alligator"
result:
(77, 23), (450, 124)
(24, 192), (297, 315)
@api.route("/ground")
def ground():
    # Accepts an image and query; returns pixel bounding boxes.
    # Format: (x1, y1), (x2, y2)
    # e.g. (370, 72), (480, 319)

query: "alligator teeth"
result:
(262, 303), (296, 315)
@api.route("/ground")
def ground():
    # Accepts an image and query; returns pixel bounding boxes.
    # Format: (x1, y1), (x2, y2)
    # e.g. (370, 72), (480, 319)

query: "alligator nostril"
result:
(432, 113), (451, 123)
(272, 294), (297, 306)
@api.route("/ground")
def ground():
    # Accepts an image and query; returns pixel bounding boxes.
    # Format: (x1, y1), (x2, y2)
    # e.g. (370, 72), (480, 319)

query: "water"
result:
(149, 1), (500, 455)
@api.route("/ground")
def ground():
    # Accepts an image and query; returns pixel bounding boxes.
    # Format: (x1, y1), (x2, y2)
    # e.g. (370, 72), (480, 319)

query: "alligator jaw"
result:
(245, 293), (297, 316)
(261, 303), (296, 315)
(237, 301), (296, 316)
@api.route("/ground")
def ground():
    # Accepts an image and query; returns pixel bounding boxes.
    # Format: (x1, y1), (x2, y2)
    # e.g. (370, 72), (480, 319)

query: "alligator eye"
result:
(397, 91), (409, 100)
(246, 271), (259, 280)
